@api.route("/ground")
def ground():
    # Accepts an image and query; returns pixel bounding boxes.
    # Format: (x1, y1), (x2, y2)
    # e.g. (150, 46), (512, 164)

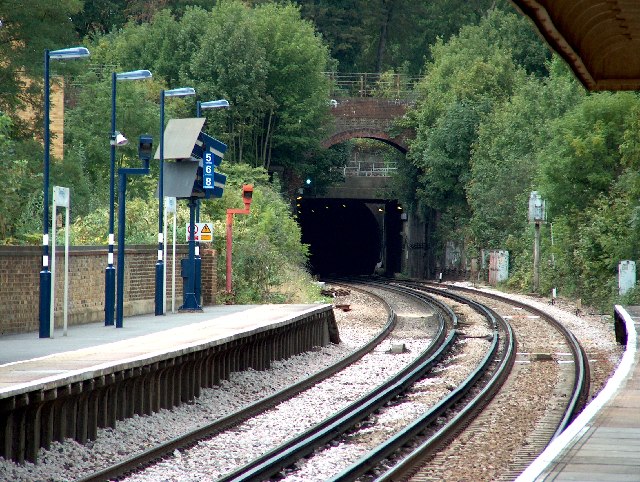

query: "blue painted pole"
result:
(194, 200), (202, 305)
(194, 101), (202, 306)
(180, 198), (200, 310)
(39, 50), (52, 338)
(105, 72), (117, 326)
(155, 91), (166, 315)
(115, 172), (127, 328)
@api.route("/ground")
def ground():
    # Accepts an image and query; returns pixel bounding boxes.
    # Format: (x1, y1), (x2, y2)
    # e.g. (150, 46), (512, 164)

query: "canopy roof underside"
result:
(511, 0), (640, 90)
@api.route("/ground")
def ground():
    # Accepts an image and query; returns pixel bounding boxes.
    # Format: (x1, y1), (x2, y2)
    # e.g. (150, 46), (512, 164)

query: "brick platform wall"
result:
(0, 245), (218, 335)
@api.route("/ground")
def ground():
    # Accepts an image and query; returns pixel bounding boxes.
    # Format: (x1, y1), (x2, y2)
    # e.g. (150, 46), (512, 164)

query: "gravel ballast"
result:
(0, 284), (623, 482)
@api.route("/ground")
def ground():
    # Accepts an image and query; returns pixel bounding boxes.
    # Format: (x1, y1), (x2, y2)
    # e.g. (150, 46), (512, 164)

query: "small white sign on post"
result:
(50, 186), (70, 337)
(163, 197), (177, 314)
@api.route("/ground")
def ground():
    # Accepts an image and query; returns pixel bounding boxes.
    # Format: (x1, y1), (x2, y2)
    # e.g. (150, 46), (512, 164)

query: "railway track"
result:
(77, 285), (397, 482)
(78, 279), (590, 482)
(372, 281), (591, 482)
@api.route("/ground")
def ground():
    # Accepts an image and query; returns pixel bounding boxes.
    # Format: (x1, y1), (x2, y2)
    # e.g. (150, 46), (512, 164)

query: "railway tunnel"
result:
(291, 95), (427, 279)
(297, 197), (403, 278)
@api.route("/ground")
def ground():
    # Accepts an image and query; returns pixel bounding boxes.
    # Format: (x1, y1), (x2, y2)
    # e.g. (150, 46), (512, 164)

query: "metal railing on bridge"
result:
(325, 72), (420, 100)
(333, 160), (398, 178)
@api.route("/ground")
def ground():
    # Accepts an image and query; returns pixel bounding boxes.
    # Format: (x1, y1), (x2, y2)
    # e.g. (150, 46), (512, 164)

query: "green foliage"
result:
(538, 92), (639, 216)
(0, 0), (83, 136)
(201, 164), (310, 303)
(468, 56), (583, 250)
(404, 8), (539, 252)
(296, 0), (497, 75)
(0, 115), (45, 242)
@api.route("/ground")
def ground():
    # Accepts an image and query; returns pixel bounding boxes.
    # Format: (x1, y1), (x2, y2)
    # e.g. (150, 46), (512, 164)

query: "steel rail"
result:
(216, 282), (456, 482)
(421, 281), (590, 437)
(369, 280), (588, 482)
(328, 281), (514, 482)
(77, 286), (396, 482)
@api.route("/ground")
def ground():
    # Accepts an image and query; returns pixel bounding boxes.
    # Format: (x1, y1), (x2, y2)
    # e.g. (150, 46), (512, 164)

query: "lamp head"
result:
(199, 99), (230, 110)
(164, 87), (196, 98)
(49, 47), (90, 60)
(116, 69), (152, 81)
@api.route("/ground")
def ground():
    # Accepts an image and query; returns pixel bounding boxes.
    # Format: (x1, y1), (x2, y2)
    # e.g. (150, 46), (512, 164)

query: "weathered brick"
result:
(0, 245), (216, 334)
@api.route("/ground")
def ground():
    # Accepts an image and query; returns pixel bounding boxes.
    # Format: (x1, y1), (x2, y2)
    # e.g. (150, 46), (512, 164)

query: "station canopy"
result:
(512, 0), (640, 91)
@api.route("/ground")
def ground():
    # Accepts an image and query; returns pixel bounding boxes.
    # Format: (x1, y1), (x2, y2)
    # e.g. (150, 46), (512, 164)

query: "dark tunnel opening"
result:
(297, 198), (402, 277)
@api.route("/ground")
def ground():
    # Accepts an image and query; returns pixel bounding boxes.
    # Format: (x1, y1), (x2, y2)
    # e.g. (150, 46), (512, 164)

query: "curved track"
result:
(78, 280), (590, 482)
(372, 281), (590, 482)
(78, 286), (396, 482)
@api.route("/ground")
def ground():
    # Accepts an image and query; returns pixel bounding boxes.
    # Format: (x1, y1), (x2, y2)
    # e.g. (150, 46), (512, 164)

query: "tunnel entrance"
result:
(297, 198), (402, 277)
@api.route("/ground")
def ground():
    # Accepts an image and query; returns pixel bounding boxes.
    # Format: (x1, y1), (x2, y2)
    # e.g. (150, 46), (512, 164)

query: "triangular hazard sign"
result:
(201, 224), (212, 233)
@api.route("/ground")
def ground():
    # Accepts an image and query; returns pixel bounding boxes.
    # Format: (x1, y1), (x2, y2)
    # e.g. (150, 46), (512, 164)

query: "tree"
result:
(184, 2), (332, 176)
(0, 0), (83, 137)
(296, 0), (497, 74)
(538, 92), (639, 216)
(468, 56), (584, 250)
(406, 25), (526, 235)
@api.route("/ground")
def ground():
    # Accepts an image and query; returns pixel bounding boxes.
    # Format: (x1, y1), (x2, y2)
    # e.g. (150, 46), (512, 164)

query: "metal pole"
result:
(50, 198), (56, 338)
(195, 200), (201, 305)
(163, 199), (168, 314)
(226, 211), (233, 293)
(533, 221), (541, 292)
(155, 91), (165, 315)
(64, 202), (69, 336)
(39, 50), (52, 338)
(105, 71), (117, 326)
(116, 173), (127, 327)
(195, 101), (202, 304)
(172, 207), (176, 313)
(181, 198), (200, 310)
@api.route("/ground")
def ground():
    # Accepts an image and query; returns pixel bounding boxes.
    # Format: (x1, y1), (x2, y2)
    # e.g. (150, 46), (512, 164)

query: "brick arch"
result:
(322, 128), (408, 153)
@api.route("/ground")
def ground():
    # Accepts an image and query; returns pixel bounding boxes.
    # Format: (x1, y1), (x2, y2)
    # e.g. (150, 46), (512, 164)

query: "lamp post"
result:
(105, 69), (151, 327)
(40, 47), (90, 339)
(197, 99), (229, 116)
(187, 99), (229, 309)
(156, 87), (196, 315)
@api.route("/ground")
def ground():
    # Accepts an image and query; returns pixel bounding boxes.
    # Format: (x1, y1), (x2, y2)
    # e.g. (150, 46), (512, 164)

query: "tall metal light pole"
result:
(156, 87), (196, 315)
(105, 69), (152, 327)
(187, 99), (230, 309)
(40, 47), (90, 339)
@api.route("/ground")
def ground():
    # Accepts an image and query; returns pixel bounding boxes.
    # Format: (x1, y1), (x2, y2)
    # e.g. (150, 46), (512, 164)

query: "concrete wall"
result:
(0, 245), (217, 335)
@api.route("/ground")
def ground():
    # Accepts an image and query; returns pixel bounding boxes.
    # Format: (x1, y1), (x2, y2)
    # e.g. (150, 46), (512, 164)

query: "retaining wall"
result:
(0, 245), (218, 334)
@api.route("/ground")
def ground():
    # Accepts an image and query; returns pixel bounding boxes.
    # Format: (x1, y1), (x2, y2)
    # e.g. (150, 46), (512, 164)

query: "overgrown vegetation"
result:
(3, 0), (640, 308)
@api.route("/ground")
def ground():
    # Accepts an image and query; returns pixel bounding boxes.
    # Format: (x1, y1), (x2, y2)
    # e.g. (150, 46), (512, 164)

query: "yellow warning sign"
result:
(200, 223), (213, 242)
(185, 222), (214, 242)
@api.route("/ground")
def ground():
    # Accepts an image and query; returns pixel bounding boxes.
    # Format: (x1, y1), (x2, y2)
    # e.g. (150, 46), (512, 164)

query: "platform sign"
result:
(186, 222), (214, 242)
(199, 223), (213, 242)
(203, 152), (215, 190)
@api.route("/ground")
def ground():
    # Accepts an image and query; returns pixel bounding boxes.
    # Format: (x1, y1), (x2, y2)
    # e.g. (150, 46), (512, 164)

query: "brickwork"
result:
(324, 98), (413, 152)
(201, 248), (218, 305)
(0, 245), (217, 335)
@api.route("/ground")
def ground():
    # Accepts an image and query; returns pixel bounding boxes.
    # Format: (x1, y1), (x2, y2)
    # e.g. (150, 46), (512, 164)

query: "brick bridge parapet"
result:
(323, 98), (413, 152)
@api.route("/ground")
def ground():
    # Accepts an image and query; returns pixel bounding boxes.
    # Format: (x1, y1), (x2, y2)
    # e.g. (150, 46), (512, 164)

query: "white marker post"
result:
(165, 197), (177, 313)
(50, 186), (70, 337)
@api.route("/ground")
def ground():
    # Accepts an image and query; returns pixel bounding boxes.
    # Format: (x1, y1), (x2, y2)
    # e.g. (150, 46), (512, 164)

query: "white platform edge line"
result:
(515, 304), (637, 482)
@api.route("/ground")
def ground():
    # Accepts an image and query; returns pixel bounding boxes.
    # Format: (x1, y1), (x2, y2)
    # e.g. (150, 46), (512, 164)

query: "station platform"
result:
(0, 303), (337, 464)
(516, 304), (640, 482)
